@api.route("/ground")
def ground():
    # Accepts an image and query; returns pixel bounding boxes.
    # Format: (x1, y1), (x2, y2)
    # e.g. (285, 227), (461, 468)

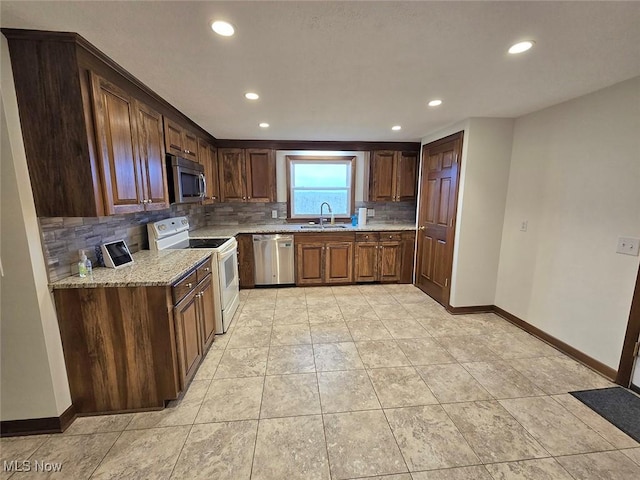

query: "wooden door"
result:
(369, 150), (396, 201)
(183, 131), (199, 162)
(396, 152), (418, 201)
(378, 242), (401, 282)
(325, 242), (354, 284)
(415, 132), (463, 306)
(246, 148), (276, 202)
(296, 243), (325, 285)
(163, 118), (184, 157)
(174, 289), (203, 389)
(198, 276), (216, 350)
(355, 242), (378, 282)
(134, 101), (168, 210)
(90, 73), (144, 215)
(218, 148), (246, 201)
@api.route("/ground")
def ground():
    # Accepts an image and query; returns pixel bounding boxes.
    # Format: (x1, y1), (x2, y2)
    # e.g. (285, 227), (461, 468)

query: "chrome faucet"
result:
(319, 202), (332, 228)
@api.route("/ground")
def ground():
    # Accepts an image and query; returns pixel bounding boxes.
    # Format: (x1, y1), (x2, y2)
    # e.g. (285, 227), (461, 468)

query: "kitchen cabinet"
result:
(218, 148), (276, 202)
(237, 234), (256, 288)
(163, 118), (199, 162)
(91, 73), (169, 214)
(198, 138), (220, 203)
(370, 150), (418, 202)
(354, 232), (402, 283)
(295, 233), (354, 285)
(399, 231), (416, 284)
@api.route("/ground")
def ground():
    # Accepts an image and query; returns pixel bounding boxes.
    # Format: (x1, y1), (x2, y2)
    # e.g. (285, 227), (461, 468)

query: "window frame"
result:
(285, 155), (356, 221)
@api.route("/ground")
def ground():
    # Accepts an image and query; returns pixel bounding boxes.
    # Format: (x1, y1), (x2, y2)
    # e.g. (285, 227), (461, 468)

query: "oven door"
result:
(217, 239), (240, 328)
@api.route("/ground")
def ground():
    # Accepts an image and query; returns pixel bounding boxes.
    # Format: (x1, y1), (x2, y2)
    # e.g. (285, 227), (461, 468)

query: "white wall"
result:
(495, 77), (640, 369)
(1, 37), (72, 420)
(421, 118), (514, 307)
(633, 334), (640, 387)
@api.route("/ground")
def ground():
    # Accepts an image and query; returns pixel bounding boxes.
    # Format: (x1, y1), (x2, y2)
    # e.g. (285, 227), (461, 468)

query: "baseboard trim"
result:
(492, 306), (617, 381)
(0, 404), (76, 437)
(447, 305), (494, 315)
(631, 383), (640, 395)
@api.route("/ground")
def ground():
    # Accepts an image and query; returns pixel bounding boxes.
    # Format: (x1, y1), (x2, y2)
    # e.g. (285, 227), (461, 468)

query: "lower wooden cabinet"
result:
(237, 234), (255, 288)
(174, 288), (203, 388)
(325, 242), (354, 284)
(355, 232), (402, 283)
(296, 242), (325, 285)
(295, 234), (354, 285)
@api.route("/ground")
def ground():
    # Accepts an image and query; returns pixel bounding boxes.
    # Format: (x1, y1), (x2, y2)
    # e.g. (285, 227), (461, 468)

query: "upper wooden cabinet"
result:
(90, 73), (168, 214)
(198, 139), (220, 203)
(218, 148), (276, 202)
(370, 150), (418, 202)
(163, 118), (199, 162)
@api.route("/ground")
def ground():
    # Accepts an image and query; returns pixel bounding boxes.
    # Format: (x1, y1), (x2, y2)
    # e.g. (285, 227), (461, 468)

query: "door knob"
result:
(419, 226), (426, 230)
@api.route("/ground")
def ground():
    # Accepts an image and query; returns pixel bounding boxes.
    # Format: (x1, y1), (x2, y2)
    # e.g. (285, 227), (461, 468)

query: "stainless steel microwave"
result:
(166, 155), (206, 204)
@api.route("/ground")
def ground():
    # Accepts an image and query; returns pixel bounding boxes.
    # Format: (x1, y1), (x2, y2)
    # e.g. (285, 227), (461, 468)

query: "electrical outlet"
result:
(520, 220), (528, 232)
(367, 209), (375, 217)
(616, 237), (640, 256)
(271, 210), (278, 219)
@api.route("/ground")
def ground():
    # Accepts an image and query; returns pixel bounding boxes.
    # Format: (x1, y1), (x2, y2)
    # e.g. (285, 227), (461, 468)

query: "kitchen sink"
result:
(299, 225), (349, 229)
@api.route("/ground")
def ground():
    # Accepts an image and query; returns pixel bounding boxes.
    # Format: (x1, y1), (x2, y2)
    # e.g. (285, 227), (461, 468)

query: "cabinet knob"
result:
(185, 282), (192, 288)
(204, 267), (210, 272)
(243, 196), (246, 200)
(211, 196), (216, 200)
(248, 196), (251, 199)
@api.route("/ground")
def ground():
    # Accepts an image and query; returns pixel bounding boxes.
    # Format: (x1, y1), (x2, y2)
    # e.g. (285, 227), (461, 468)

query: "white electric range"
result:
(147, 217), (239, 334)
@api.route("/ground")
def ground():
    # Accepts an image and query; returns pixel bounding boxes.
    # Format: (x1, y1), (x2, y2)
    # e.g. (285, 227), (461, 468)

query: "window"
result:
(286, 156), (356, 219)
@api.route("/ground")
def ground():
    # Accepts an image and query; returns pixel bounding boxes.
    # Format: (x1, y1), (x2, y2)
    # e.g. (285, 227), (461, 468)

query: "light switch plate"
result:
(367, 209), (375, 217)
(271, 210), (278, 219)
(520, 220), (528, 232)
(616, 237), (640, 256)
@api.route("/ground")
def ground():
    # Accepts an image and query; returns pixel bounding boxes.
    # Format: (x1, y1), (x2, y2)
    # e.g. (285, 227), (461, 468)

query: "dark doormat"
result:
(570, 387), (640, 442)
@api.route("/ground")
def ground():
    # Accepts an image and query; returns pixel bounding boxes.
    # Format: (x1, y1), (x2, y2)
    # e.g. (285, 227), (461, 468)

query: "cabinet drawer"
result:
(355, 232), (380, 243)
(196, 260), (212, 283)
(379, 232), (402, 242)
(173, 269), (198, 304)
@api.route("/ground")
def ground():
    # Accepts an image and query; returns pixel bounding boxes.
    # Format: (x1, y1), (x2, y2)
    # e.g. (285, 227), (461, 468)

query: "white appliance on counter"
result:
(147, 217), (239, 334)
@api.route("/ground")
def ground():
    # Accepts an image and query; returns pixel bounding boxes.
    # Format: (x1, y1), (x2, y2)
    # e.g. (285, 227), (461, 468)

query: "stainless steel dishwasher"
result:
(253, 234), (295, 285)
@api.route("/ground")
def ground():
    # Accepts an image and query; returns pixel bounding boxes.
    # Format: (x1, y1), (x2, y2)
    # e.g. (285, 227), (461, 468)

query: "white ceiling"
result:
(2, 1), (639, 142)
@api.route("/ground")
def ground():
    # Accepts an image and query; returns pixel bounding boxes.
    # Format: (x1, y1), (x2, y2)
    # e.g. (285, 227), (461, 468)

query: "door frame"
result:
(414, 131), (464, 308)
(616, 262), (640, 387)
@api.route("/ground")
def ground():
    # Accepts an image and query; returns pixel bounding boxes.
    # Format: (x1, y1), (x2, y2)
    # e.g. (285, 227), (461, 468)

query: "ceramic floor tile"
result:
(310, 322), (352, 343)
(0, 435), (49, 480)
(276, 287), (306, 298)
(266, 344), (316, 374)
(275, 296), (307, 309)
(462, 361), (545, 399)
(556, 450), (640, 480)
(382, 319), (432, 339)
(313, 342), (365, 371)
(91, 426), (189, 480)
(260, 373), (321, 418)
(499, 396), (614, 456)
(362, 293), (399, 306)
(483, 333), (558, 359)
(323, 410), (407, 480)
(346, 319), (393, 341)
(237, 309), (274, 327)
(385, 405), (479, 471)
(170, 420), (257, 480)
(127, 379), (209, 430)
(63, 413), (133, 435)
(391, 293), (431, 305)
(367, 367), (438, 408)
(241, 300), (276, 312)
(339, 304), (380, 321)
(484, 457), (575, 480)
(347, 475), (411, 480)
(402, 302), (449, 320)
(410, 466), (493, 480)
(7, 433), (118, 480)
(416, 316), (469, 336)
(417, 364), (492, 403)
(214, 347), (269, 378)
(308, 306), (344, 324)
(195, 376), (263, 423)
(434, 336), (501, 362)
(252, 415), (330, 480)
(355, 340), (411, 368)
(396, 338), (456, 365)
(442, 401), (549, 463)
(621, 447), (640, 465)
(334, 294), (370, 306)
(193, 349), (223, 380)
(226, 326), (272, 348)
(371, 304), (414, 321)
(273, 307), (309, 325)
(551, 394), (639, 449)
(271, 323), (312, 345)
(317, 370), (381, 413)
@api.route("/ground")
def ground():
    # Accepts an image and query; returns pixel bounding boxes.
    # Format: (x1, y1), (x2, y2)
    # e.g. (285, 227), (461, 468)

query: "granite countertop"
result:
(50, 249), (212, 289)
(190, 222), (416, 238)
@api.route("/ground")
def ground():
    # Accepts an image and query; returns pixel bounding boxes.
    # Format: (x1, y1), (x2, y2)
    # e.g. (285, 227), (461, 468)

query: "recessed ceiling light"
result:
(391, 125), (402, 131)
(259, 123), (270, 128)
(508, 41), (534, 54)
(245, 92), (259, 100)
(211, 20), (235, 37)
(428, 99), (442, 107)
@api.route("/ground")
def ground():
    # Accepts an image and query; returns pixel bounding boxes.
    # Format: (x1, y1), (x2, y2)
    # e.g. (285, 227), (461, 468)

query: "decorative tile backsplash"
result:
(40, 200), (416, 282)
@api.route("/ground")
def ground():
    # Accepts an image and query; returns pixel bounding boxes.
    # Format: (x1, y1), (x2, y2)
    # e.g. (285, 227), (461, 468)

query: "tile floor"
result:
(2, 284), (640, 479)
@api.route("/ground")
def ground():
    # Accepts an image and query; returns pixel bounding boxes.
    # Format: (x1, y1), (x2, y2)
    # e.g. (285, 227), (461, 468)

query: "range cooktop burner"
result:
(188, 238), (230, 249)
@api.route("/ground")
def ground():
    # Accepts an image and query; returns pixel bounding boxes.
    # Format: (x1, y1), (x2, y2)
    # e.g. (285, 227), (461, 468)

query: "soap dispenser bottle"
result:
(78, 250), (90, 278)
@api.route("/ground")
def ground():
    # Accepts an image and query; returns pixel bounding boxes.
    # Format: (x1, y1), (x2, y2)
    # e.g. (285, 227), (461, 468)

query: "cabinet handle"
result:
(185, 282), (192, 288)
(211, 196), (216, 200)
(204, 267), (210, 272)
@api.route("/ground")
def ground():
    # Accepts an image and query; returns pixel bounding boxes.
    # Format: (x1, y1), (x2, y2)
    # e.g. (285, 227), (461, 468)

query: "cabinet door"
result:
(198, 140), (219, 204)
(135, 101), (168, 210)
(245, 149), (276, 202)
(354, 242), (378, 282)
(237, 234), (255, 288)
(198, 276), (216, 351)
(369, 150), (396, 201)
(174, 289), (203, 389)
(399, 231), (416, 284)
(396, 152), (418, 201)
(163, 118), (184, 157)
(183, 131), (199, 162)
(325, 242), (354, 284)
(90, 73), (144, 215)
(296, 243), (325, 285)
(378, 242), (401, 282)
(218, 148), (246, 201)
